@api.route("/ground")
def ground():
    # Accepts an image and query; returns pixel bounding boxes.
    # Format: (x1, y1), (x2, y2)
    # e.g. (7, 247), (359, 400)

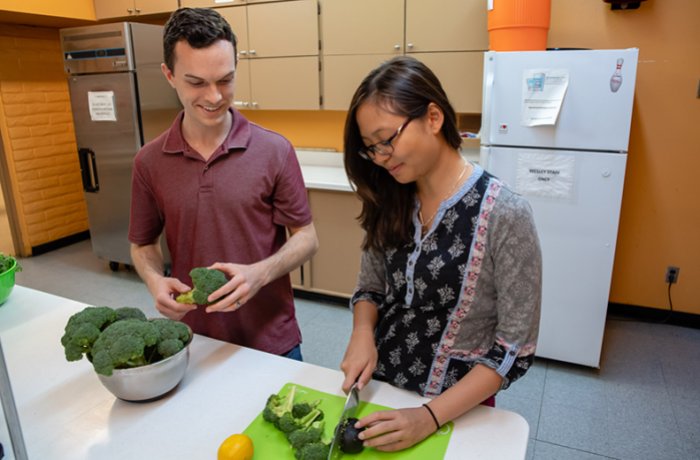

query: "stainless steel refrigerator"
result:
(480, 49), (638, 367)
(61, 22), (180, 270)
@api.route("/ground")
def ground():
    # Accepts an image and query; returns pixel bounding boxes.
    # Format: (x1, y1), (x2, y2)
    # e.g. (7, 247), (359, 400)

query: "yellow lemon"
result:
(217, 433), (254, 460)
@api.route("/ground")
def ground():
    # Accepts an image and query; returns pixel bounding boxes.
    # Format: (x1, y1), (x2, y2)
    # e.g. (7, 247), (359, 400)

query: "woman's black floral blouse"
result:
(351, 164), (542, 397)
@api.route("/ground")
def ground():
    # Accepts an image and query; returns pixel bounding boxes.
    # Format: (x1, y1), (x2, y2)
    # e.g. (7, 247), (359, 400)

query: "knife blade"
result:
(327, 382), (359, 460)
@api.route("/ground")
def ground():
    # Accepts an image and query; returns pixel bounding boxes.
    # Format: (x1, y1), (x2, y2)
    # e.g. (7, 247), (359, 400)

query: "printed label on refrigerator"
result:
(88, 91), (117, 122)
(521, 69), (569, 127)
(515, 152), (575, 199)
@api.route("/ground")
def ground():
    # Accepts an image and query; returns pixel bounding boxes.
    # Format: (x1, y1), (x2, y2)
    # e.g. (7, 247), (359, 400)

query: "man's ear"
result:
(426, 102), (445, 135)
(161, 63), (176, 88)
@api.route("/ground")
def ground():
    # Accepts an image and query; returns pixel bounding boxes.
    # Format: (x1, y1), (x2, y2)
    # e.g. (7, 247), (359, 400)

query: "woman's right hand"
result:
(340, 327), (378, 392)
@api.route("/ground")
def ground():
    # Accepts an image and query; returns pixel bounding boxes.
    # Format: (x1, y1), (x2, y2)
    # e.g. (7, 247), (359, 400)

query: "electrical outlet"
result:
(665, 266), (680, 284)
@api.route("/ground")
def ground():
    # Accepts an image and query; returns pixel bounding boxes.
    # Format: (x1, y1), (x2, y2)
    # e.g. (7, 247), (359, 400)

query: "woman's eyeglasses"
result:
(358, 118), (412, 161)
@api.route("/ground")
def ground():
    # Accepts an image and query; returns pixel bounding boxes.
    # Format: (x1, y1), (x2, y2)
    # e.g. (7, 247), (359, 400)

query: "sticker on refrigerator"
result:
(521, 69), (569, 127)
(88, 91), (117, 122)
(516, 152), (575, 199)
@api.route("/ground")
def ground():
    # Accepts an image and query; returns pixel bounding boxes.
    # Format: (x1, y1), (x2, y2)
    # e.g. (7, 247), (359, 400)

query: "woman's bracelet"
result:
(422, 403), (441, 431)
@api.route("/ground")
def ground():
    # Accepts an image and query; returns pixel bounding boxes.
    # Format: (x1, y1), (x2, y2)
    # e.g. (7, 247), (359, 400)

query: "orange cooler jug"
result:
(488, 0), (551, 51)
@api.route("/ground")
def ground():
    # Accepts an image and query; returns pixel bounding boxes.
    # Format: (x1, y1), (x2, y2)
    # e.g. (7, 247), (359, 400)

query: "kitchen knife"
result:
(327, 382), (359, 460)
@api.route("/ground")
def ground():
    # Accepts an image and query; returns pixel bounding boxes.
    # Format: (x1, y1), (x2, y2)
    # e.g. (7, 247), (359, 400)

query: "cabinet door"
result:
(414, 52), (483, 113)
(320, 0), (403, 55)
(249, 57), (320, 109)
(94, 0), (134, 19)
(246, 0), (319, 57)
(218, 5), (249, 56)
(308, 190), (364, 297)
(406, 0), (488, 52)
(323, 54), (395, 110)
(233, 59), (252, 109)
(180, 0), (247, 7)
(134, 0), (177, 15)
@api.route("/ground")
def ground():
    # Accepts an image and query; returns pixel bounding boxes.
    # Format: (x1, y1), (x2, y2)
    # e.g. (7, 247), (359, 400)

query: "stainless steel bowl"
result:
(97, 338), (191, 402)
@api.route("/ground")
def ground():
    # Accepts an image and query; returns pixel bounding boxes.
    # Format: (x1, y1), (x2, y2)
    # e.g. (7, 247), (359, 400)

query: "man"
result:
(128, 8), (318, 360)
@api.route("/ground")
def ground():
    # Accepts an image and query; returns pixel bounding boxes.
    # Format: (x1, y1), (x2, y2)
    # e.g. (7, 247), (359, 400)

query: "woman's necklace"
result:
(418, 161), (468, 231)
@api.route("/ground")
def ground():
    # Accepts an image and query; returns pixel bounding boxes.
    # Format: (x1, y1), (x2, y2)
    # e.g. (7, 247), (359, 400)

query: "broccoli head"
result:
(294, 441), (330, 460)
(114, 307), (147, 322)
(150, 318), (192, 358)
(91, 319), (160, 376)
(175, 267), (228, 305)
(60, 306), (118, 361)
(292, 400), (321, 419)
(62, 306), (192, 376)
(262, 385), (297, 425)
(288, 419), (325, 450)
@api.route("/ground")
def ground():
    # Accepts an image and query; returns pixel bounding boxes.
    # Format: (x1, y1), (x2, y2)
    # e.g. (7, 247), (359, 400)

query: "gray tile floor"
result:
(14, 240), (700, 460)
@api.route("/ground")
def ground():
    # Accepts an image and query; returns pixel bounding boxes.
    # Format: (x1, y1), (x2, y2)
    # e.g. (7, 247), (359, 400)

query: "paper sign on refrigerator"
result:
(515, 152), (575, 199)
(521, 69), (569, 126)
(88, 91), (117, 122)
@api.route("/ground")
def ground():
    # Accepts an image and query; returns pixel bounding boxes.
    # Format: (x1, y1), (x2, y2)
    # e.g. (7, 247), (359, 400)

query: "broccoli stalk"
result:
(175, 267), (228, 305)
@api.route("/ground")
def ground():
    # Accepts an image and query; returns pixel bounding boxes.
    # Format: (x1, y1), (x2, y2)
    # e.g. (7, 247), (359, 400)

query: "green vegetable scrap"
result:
(175, 267), (228, 305)
(262, 386), (330, 458)
(0, 253), (22, 274)
(60, 305), (192, 376)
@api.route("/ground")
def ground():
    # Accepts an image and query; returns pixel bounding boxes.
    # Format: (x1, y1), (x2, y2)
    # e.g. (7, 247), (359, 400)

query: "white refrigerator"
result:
(480, 49), (638, 367)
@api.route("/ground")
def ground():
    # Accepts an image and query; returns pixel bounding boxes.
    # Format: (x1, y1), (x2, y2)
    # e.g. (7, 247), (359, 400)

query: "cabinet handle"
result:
(407, 43), (415, 49)
(394, 44), (401, 50)
(249, 49), (257, 55)
(252, 102), (259, 108)
(127, 8), (134, 13)
(135, 8), (141, 13)
(239, 50), (247, 56)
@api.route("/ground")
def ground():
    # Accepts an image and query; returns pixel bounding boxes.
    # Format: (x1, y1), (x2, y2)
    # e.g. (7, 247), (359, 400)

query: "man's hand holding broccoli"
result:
(174, 263), (269, 314)
(175, 267), (228, 305)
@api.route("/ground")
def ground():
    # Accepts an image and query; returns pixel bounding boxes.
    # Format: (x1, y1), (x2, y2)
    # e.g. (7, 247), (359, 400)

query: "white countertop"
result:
(295, 149), (481, 193)
(0, 286), (528, 459)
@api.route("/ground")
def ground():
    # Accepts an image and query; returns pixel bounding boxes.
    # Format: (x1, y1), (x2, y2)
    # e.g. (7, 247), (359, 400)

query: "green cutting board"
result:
(243, 382), (453, 459)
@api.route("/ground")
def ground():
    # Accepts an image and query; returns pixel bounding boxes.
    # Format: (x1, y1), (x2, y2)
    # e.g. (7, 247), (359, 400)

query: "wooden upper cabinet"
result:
(180, 0), (247, 7)
(249, 56), (320, 109)
(94, 0), (177, 19)
(320, 0), (404, 55)
(246, 0), (319, 57)
(413, 52), (484, 114)
(218, 6), (249, 56)
(405, 0), (488, 52)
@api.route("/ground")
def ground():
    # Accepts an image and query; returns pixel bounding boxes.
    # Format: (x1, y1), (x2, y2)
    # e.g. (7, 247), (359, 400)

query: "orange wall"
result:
(0, 0), (95, 20)
(0, 24), (89, 254)
(242, 110), (346, 152)
(546, 0), (699, 314)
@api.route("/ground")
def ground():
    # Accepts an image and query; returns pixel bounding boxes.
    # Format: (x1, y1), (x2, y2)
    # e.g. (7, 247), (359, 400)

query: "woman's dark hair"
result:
(163, 7), (238, 72)
(344, 56), (462, 251)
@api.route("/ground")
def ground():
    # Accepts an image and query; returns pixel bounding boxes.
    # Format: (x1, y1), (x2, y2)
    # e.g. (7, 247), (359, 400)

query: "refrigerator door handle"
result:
(78, 148), (100, 193)
(480, 52), (495, 144)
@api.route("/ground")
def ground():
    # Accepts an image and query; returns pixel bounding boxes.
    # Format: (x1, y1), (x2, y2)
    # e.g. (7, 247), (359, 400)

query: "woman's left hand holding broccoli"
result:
(204, 262), (267, 313)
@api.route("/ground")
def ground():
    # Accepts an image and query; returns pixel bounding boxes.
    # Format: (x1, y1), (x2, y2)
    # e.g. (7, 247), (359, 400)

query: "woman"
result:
(340, 56), (542, 452)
